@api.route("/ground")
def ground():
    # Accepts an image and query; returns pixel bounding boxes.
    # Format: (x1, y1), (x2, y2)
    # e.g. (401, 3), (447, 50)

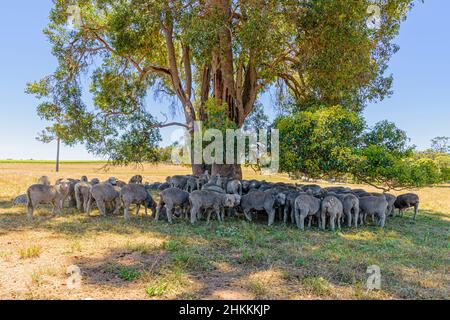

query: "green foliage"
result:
(276, 106), (448, 190)
(201, 99), (237, 133)
(26, 67), (162, 165)
(88, 111), (162, 166)
(279, 0), (415, 111)
(275, 106), (365, 179)
(412, 151), (450, 183)
(350, 146), (445, 190)
(158, 145), (176, 163)
(243, 102), (270, 131)
(362, 120), (413, 157)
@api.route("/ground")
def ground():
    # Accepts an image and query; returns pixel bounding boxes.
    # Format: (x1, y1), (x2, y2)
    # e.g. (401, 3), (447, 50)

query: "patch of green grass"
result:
(295, 257), (306, 266)
(142, 264), (191, 298)
(171, 250), (210, 272)
(161, 240), (181, 252)
(19, 245), (42, 259)
(302, 276), (333, 296)
(146, 282), (168, 297)
(247, 280), (267, 297)
(333, 267), (357, 285)
(239, 248), (266, 265)
(124, 241), (158, 255)
(118, 267), (141, 282)
(215, 225), (240, 238)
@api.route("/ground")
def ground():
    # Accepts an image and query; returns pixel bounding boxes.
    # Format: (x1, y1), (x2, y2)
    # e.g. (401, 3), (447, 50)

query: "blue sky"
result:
(0, 1), (449, 160)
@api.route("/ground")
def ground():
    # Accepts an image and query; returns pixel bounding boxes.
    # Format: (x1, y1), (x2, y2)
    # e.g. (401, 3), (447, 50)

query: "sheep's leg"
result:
(413, 204), (419, 220)
(135, 204), (141, 221)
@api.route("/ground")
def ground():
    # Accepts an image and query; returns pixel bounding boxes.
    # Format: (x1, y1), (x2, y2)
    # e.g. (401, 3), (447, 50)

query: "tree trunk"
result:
(205, 0), (260, 180)
(185, 0), (260, 180)
(205, 0), (239, 179)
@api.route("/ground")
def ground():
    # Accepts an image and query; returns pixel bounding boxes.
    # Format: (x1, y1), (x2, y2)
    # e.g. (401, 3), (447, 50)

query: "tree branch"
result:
(153, 122), (189, 129)
(150, 113), (189, 129)
(242, 52), (259, 120)
(161, 12), (196, 127)
(88, 29), (171, 80)
(199, 64), (211, 121)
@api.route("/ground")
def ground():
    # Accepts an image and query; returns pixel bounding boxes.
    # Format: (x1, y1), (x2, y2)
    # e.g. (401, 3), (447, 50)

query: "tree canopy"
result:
(275, 106), (448, 191)
(27, 0), (416, 174)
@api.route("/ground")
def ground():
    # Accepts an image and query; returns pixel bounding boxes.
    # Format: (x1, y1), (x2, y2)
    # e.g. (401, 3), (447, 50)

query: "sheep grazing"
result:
(74, 177), (99, 213)
(120, 183), (156, 221)
(26, 181), (70, 218)
(87, 182), (121, 216)
(320, 195), (344, 231)
(240, 191), (282, 226)
(359, 196), (389, 227)
(294, 194), (321, 230)
(156, 188), (191, 223)
(18, 174), (421, 231)
(394, 193), (420, 220)
(189, 190), (240, 224)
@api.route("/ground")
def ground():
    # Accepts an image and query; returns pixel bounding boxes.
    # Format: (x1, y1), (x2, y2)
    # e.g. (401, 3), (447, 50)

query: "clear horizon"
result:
(0, 1), (449, 160)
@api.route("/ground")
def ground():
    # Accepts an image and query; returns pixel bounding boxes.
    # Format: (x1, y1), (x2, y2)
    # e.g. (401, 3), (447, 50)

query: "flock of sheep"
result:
(14, 172), (420, 231)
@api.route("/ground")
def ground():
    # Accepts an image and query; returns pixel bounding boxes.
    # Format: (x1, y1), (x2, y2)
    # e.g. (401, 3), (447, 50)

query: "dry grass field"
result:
(0, 162), (448, 300)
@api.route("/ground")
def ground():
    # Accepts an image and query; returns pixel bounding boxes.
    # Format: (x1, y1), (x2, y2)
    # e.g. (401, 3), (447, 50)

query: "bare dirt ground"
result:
(0, 163), (448, 300)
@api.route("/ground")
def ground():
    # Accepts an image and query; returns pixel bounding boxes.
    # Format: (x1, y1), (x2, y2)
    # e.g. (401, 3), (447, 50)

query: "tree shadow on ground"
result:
(71, 248), (169, 289)
(67, 240), (262, 299)
(1, 203), (449, 299)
